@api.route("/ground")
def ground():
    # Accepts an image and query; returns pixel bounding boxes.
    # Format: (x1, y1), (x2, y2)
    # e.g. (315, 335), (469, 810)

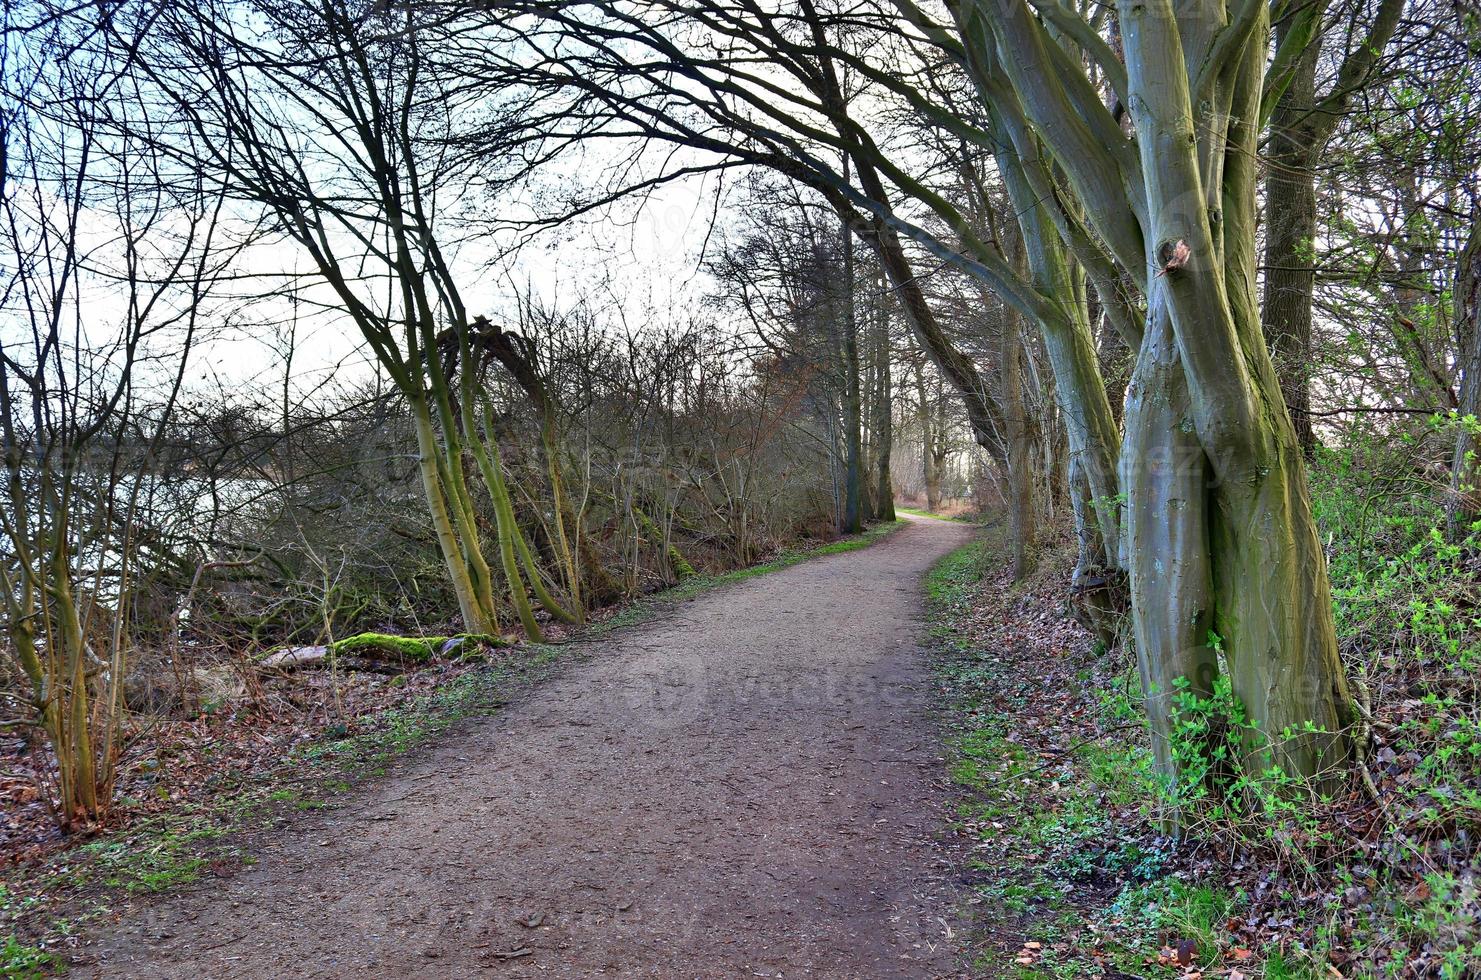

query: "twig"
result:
(1350, 675), (1390, 817)
(1291, 405), (1444, 418)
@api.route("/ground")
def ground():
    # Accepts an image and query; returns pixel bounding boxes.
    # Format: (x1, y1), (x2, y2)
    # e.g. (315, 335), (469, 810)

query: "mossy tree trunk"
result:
(945, 0), (1359, 791)
(1001, 304), (1036, 579)
(1113, 0), (1353, 782)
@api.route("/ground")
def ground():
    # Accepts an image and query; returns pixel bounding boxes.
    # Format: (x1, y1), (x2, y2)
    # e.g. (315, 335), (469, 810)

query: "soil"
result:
(71, 515), (975, 978)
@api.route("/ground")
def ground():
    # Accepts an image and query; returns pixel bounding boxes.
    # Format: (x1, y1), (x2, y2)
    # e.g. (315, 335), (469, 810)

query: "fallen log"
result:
(258, 632), (509, 672)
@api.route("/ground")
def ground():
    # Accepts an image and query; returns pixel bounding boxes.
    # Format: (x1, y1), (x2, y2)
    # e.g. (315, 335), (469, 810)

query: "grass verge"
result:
(897, 506), (977, 522)
(927, 530), (1229, 977)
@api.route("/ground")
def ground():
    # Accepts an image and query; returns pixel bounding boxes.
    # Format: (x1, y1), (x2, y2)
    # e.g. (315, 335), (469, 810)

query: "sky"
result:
(0, 130), (738, 415)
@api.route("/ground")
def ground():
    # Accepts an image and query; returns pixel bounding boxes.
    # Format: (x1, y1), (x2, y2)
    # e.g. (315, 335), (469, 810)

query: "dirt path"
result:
(77, 516), (974, 978)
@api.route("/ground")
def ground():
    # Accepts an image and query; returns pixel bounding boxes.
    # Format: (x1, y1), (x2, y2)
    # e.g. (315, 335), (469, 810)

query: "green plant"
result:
(0, 935), (62, 978)
(1108, 878), (1239, 967)
(1161, 670), (1335, 863)
(1263, 946), (1327, 980)
(1392, 871), (1481, 978)
(78, 819), (226, 894)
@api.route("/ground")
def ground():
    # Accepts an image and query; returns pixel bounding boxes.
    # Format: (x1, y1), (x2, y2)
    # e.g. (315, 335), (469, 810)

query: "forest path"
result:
(78, 515), (974, 979)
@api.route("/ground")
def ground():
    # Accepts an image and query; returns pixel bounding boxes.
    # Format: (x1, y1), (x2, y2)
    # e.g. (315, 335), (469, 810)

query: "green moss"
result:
(328, 631), (506, 661)
(668, 545), (697, 580)
(330, 632), (440, 660)
(255, 631), (509, 665)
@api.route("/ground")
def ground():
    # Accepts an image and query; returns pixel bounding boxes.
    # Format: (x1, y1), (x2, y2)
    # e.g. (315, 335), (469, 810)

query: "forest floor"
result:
(50, 515), (976, 978)
(929, 519), (1480, 980)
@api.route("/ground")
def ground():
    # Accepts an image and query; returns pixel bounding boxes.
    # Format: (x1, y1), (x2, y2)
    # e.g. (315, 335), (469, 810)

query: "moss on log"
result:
(259, 632), (508, 671)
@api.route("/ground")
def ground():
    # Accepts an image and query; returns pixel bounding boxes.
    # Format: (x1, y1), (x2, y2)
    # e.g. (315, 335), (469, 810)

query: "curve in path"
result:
(79, 515), (974, 979)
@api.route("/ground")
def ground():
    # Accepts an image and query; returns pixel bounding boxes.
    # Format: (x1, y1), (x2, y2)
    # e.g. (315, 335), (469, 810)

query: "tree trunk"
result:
(1002, 312), (1036, 579)
(840, 206), (863, 534)
(1448, 216), (1481, 540)
(1122, 297), (1217, 793)
(1097, 311), (1130, 429)
(1261, 22), (1321, 454)
(916, 363), (943, 513)
(998, 154), (1124, 570)
(1261, 0), (1404, 453)
(825, 177), (1010, 471)
(1119, 0), (1352, 786)
(410, 398), (497, 635)
(872, 284), (896, 521)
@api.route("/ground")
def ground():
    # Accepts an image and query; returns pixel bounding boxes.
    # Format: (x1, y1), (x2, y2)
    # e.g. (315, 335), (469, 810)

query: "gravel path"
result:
(78, 515), (974, 978)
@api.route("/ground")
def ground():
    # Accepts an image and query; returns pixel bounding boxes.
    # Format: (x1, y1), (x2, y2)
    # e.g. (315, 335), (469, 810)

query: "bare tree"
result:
(135, 0), (580, 639)
(0, 2), (231, 823)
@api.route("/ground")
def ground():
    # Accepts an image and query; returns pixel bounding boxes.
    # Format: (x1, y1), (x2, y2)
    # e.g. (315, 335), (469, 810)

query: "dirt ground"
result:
(73, 515), (976, 978)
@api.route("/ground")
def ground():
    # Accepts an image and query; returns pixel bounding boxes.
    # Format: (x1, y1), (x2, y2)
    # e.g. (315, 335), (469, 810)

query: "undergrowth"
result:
(930, 442), (1481, 978)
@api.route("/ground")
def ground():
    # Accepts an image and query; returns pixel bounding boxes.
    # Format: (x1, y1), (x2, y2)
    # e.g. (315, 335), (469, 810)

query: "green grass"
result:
(297, 643), (566, 772)
(1108, 879), (1240, 967)
(927, 535), (1199, 975)
(0, 935), (62, 979)
(55, 817), (230, 896)
(897, 506), (977, 522)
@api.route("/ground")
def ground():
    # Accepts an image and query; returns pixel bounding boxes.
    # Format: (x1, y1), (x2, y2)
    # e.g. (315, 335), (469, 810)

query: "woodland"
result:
(0, 0), (1479, 975)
